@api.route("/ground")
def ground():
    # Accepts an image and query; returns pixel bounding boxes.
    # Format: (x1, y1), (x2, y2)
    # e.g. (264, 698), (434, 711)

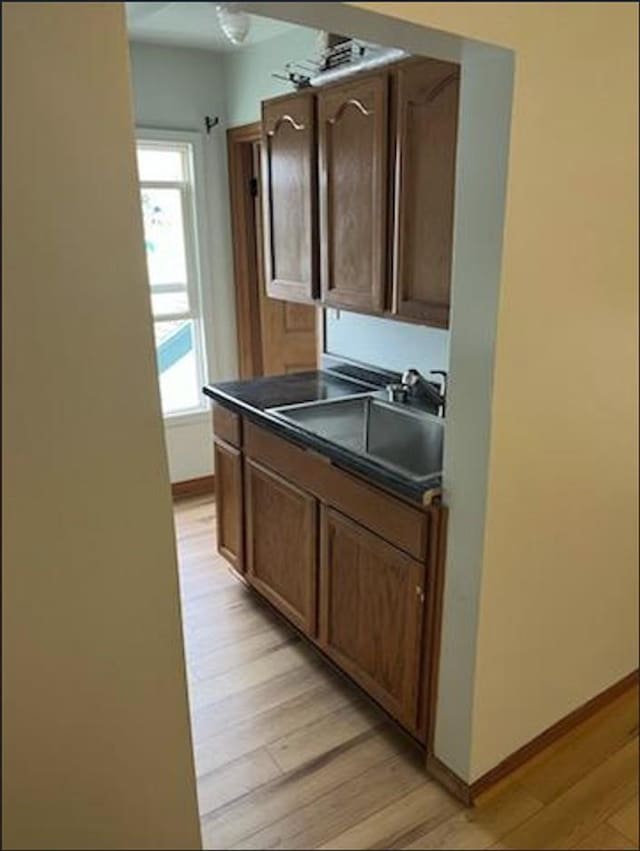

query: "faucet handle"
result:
(429, 369), (448, 390)
(429, 370), (448, 417)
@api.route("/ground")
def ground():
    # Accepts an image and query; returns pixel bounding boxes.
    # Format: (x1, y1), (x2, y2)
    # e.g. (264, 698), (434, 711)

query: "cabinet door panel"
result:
(261, 92), (318, 303)
(245, 459), (317, 636)
(214, 438), (244, 573)
(318, 74), (388, 312)
(319, 508), (425, 731)
(392, 58), (460, 327)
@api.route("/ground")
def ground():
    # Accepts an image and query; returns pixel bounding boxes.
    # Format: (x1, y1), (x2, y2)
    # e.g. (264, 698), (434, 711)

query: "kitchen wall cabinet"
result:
(391, 58), (460, 327)
(213, 438), (243, 573)
(317, 73), (388, 313)
(244, 457), (318, 635)
(261, 91), (318, 303)
(259, 56), (460, 329)
(319, 507), (427, 732)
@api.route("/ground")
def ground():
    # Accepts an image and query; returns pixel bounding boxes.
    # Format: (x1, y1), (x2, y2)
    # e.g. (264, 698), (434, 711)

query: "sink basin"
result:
(269, 395), (443, 481)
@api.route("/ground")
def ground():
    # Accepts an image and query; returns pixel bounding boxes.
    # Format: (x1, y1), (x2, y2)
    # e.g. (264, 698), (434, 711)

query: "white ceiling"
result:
(125, 2), (302, 52)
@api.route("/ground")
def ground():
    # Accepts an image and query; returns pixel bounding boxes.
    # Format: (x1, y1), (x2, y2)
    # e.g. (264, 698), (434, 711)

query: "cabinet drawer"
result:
(244, 421), (429, 561)
(213, 403), (242, 447)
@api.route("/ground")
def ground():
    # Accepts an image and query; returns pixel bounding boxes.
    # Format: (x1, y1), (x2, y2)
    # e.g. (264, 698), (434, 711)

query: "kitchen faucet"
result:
(391, 368), (448, 416)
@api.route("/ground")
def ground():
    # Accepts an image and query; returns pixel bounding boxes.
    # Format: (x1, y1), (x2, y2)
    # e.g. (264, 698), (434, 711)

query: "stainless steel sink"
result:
(269, 395), (443, 481)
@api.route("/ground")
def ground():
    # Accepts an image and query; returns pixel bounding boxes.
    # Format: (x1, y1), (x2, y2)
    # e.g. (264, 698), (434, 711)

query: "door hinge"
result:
(249, 176), (259, 198)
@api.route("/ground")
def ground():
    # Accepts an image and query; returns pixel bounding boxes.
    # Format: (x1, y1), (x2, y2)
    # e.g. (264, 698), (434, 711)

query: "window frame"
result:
(136, 129), (210, 421)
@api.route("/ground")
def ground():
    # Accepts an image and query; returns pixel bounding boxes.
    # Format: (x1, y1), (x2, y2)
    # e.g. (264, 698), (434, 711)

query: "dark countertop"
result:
(205, 369), (376, 411)
(203, 368), (443, 505)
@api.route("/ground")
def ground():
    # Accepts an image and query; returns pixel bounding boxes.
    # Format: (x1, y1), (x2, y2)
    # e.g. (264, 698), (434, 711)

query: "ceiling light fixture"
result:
(216, 4), (250, 45)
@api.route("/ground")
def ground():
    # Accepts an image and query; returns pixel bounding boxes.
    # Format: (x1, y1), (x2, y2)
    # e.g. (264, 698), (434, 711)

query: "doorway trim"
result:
(227, 121), (263, 379)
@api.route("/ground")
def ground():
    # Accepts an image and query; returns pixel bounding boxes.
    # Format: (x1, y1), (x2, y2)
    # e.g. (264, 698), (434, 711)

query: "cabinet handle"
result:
(416, 586), (425, 604)
(269, 114), (305, 134)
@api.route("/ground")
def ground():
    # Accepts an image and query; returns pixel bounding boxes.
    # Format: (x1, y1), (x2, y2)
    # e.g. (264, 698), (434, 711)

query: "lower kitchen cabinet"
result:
(213, 438), (244, 574)
(244, 458), (318, 636)
(319, 507), (427, 733)
(211, 409), (446, 747)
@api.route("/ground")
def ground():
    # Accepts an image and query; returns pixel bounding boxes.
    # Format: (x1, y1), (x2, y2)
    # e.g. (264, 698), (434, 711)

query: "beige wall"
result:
(3, 4), (201, 848)
(354, 2), (639, 779)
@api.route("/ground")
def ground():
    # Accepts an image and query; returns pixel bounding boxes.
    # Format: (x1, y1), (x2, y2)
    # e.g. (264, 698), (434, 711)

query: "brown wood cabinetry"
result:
(259, 56), (460, 329)
(319, 507), (426, 732)
(244, 458), (318, 635)
(213, 438), (244, 573)
(317, 73), (389, 313)
(243, 420), (429, 561)
(211, 405), (447, 749)
(261, 91), (318, 303)
(213, 403), (242, 447)
(391, 58), (460, 326)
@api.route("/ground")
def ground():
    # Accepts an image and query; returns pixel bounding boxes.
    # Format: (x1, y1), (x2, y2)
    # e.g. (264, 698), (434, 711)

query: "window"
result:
(136, 136), (208, 417)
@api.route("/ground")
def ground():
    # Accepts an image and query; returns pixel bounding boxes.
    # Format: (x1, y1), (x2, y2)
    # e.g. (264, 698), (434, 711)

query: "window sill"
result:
(163, 408), (210, 428)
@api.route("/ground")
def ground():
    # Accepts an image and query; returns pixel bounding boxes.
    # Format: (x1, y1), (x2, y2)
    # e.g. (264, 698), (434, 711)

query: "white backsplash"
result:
(324, 308), (450, 376)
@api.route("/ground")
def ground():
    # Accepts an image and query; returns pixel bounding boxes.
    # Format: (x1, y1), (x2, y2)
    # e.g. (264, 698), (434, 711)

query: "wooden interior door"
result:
(227, 122), (317, 380)
(319, 507), (426, 731)
(261, 91), (318, 303)
(318, 72), (388, 313)
(244, 458), (318, 636)
(391, 58), (460, 327)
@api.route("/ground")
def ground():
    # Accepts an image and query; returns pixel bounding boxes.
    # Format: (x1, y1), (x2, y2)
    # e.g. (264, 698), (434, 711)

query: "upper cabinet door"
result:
(318, 73), (388, 313)
(392, 58), (460, 328)
(261, 92), (318, 303)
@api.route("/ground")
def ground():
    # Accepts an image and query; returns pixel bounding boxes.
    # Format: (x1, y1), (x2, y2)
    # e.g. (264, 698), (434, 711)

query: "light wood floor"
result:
(176, 495), (639, 851)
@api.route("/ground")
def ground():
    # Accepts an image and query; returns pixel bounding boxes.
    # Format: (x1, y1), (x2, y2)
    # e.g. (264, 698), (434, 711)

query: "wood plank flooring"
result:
(175, 496), (639, 851)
